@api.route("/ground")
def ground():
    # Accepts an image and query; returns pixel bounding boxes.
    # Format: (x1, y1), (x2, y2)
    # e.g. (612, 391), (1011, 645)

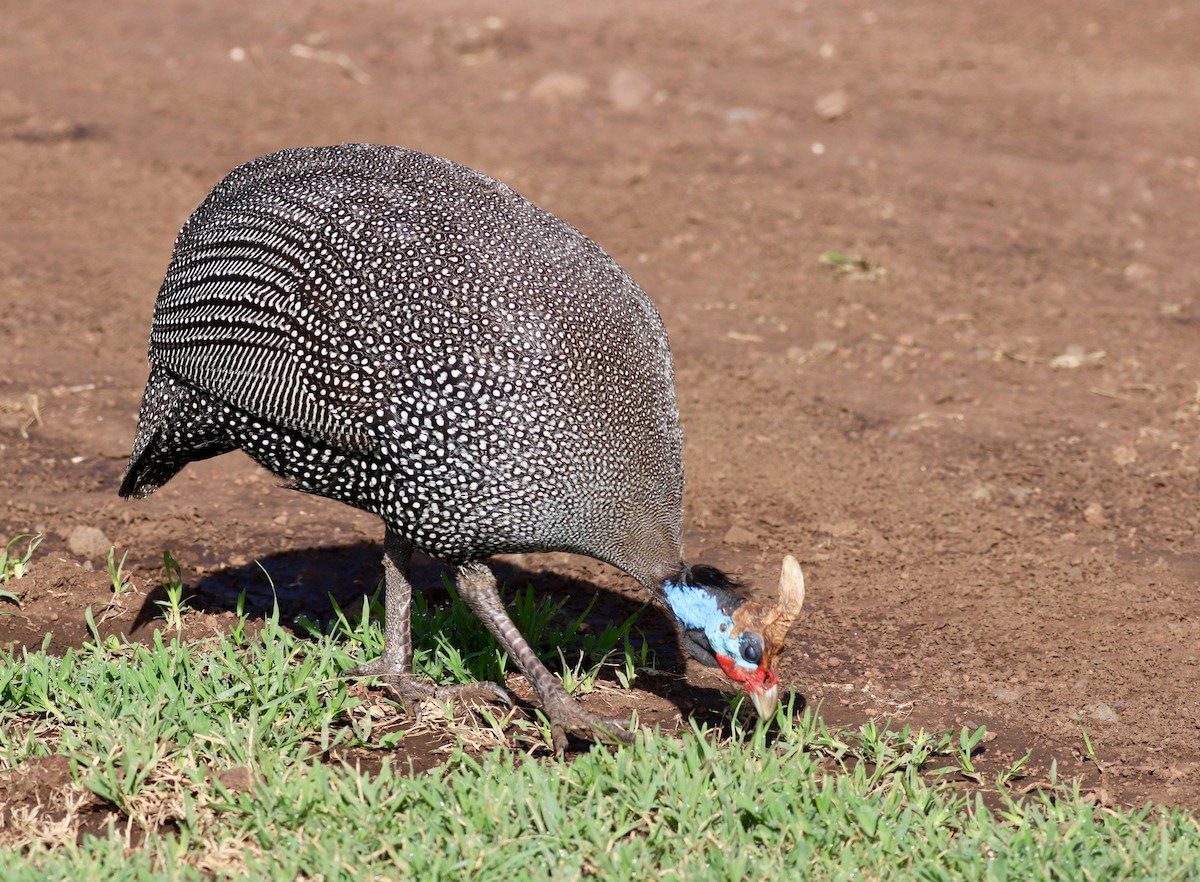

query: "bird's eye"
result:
(741, 633), (763, 666)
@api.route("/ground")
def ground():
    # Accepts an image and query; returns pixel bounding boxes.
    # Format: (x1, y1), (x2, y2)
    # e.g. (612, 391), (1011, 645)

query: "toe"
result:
(541, 694), (635, 749)
(346, 657), (405, 678)
(433, 681), (515, 707)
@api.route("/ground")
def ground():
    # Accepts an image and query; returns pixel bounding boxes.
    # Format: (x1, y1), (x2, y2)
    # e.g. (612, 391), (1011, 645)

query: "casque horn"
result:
(762, 554), (805, 650)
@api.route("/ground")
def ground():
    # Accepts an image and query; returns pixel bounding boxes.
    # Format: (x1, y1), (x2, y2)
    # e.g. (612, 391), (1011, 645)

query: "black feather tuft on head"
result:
(671, 563), (746, 616)
(675, 563), (743, 592)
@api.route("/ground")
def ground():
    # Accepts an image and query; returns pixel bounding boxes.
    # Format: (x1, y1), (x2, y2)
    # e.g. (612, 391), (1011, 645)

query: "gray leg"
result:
(348, 527), (413, 674)
(455, 561), (635, 754)
(347, 526), (511, 713)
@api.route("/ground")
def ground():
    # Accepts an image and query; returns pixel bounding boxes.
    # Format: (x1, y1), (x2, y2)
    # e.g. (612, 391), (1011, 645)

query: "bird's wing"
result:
(147, 164), (408, 453)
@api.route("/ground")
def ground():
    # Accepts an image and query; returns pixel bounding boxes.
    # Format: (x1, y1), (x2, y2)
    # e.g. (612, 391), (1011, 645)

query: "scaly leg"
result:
(455, 561), (635, 754)
(347, 526), (512, 713)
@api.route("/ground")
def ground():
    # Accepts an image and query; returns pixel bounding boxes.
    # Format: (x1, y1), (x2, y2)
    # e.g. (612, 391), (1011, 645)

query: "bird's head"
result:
(664, 555), (806, 719)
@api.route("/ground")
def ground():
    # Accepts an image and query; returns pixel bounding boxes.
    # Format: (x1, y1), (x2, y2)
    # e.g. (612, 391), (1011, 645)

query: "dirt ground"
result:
(2, 1), (1199, 809)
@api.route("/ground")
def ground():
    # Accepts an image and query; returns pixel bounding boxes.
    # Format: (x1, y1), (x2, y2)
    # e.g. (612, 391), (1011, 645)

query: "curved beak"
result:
(749, 681), (780, 719)
(748, 651), (780, 719)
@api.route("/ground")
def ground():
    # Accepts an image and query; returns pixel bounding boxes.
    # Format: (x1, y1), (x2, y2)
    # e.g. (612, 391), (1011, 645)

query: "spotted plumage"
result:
(121, 144), (803, 750)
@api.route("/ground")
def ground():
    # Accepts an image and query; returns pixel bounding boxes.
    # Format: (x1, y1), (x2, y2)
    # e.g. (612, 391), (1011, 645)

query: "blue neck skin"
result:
(663, 579), (749, 669)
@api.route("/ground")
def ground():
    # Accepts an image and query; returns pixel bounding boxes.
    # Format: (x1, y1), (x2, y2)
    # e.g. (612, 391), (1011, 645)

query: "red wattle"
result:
(715, 654), (743, 682)
(716, 654), (776, 692)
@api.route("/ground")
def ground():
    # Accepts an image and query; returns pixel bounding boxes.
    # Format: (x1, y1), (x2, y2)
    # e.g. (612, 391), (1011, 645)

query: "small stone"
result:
(1113, 445), (1138, 466)
(723, 524), (760, 547)
(608, 68), (653, 112)
(1083, 502), (1106, 525)
(994, 687), (1021, 702)
(67, 525), (110, 562)
(814, 89), (849, 121)
(1048, 345), (1104, 369)
(725, 107), (761, 124)
(528, 72), (589, 103)
(1082, 702), (1119, 723)
(1123, 262), (1157, 286)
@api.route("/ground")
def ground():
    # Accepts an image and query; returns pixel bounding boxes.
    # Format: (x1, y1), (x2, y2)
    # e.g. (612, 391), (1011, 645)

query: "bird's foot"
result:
(382, 676), (514, 717)
(346, 659), (513, 716)
(345, 657), (402, 679)
(540, 689), (636, 756)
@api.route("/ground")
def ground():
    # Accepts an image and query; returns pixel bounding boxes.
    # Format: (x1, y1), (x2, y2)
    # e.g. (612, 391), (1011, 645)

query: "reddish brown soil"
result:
(3, 0), (1199, 810)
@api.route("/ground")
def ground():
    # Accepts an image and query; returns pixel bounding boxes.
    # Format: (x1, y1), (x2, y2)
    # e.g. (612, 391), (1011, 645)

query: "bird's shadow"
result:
(130, 541), (743, 729)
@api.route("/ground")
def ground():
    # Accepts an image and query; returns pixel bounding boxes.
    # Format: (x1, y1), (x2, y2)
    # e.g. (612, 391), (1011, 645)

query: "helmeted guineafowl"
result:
(120, 144), (804, 751)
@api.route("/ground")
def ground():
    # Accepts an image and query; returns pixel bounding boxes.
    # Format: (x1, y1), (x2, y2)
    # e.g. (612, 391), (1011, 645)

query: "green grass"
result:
(1, 553), (1199, 879)
(0, 534), (41, 608)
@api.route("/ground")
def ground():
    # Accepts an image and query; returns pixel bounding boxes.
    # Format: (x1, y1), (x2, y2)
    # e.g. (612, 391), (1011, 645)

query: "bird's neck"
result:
(663, 579), (725, 631)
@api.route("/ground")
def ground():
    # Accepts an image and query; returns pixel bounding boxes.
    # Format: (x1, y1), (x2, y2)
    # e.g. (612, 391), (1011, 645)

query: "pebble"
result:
(814, 89), (849, 120)
(1112, 445), (1138, 466)
(1123, 262), (1157, 286)
(67, 525), (110, 562)
(529, 71), (589, 103)
(723, 524), (760, 547)
(994, 687), (1021, 702)
(608, 68), (653, 112)
(1048, 345), (1104, 369)
(725, 107), (761, 124)
(1082, 702), (1119, 723)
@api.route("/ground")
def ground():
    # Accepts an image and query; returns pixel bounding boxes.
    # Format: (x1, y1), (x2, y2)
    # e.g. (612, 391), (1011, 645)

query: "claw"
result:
(384, 677), (514, 711)
(540, 693), (636, 755)
(348, 660), (514, 716)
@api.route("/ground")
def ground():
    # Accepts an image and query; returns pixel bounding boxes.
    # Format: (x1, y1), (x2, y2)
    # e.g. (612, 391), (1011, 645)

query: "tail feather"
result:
(119, 364), (234, 498)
